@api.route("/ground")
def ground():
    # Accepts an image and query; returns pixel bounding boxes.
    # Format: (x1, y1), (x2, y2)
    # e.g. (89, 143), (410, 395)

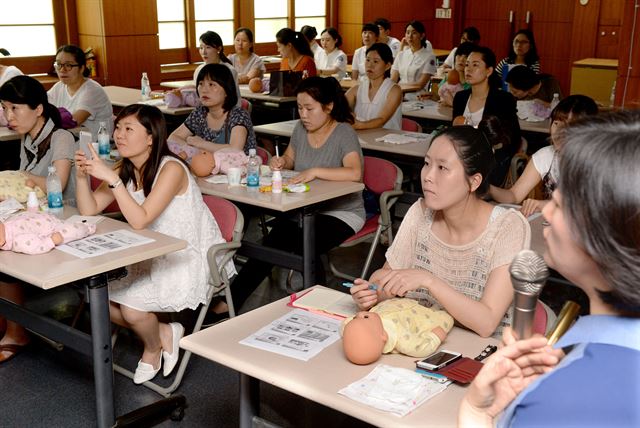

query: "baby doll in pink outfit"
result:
(167, 142), (250, 177)
(0, 211), (96, 255)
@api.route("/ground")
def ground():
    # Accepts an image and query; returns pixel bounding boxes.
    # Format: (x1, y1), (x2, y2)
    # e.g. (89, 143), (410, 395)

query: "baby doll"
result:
(0, 171), (46, 202)
(0, 211), (96, 255)
(163, 87), (198, 108)
(438, 69), (464, 107)
(341, 298), (454, 365)
(168, 142), (252, 177)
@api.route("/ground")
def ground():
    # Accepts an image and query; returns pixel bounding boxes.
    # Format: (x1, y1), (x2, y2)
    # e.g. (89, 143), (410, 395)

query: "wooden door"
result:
(519, 0), (575, 94)
(596, 0), (624, 58)
(462, 0), (516, 60)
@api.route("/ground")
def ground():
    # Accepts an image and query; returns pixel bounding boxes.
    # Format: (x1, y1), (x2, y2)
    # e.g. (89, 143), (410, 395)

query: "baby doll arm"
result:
(55, 222), (97, 244)
(12, 233), (58, 254)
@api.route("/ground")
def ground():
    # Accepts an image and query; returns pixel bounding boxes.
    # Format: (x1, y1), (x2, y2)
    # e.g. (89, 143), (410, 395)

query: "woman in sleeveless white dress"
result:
(74, 104), (234, 384)
(345, 43), (403, 130)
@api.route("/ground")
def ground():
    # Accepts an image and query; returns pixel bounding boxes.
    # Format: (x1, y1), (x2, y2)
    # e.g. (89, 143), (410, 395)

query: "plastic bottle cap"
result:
(48, 165), (56, 173)
(249, 148), (256, 156)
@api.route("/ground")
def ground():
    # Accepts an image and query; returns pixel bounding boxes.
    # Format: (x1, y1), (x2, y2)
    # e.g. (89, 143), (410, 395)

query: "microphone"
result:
(509, 249), (549, 339)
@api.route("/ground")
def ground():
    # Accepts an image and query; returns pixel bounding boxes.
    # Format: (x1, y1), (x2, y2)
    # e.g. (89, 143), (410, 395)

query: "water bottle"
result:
(97, 121), (110, 160)
(246, 148), (260, 191)
(141, 72), (151, 101)
(272, 170), (282, 194)
(46, 165), (63, 216)
(609, 80), (616, 108)
(550, 93), (560, 111)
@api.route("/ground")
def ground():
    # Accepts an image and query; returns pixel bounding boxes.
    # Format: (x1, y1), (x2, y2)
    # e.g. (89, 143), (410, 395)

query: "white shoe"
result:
(162, 322), (185, 377)
(133, 354), (162, 384)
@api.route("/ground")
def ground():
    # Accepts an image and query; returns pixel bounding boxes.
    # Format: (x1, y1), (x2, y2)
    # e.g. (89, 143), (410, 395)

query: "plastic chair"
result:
(240, 98), (252, 114)
(255, 146), (271, 165)
(329, 157), (404, 281)
(112, 195), (244, 396)
(402, 118), (423, 133)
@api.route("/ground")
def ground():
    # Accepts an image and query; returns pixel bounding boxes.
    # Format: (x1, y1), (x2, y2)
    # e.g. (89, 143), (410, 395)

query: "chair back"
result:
(240, 98), (252, 113)
(90, 176), (121, 213)
(202, 194), (243, 242)
(255, 146), (271, 165)
(363, 156), (402, 195)
(402, 118), (422, 133)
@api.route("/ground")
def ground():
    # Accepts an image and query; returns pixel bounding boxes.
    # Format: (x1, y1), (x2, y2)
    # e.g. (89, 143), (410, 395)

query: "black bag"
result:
(269, 71), (303, 96)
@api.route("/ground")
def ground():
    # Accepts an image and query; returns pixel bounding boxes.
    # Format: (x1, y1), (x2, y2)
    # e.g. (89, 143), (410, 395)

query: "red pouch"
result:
(437, 357), (484, 384)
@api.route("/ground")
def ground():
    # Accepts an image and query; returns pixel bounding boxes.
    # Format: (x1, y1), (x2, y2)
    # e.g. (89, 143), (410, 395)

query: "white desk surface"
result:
(181, 286), (498, 428)
(103, 86), (194, 115)
(402, 101), (551, 134)
(0, 208), (186, 290)
(0, 126), (20, 142)
(198, 178), (364, 212)
(253, 121), (432, 159)
(159, 80), (297, 104)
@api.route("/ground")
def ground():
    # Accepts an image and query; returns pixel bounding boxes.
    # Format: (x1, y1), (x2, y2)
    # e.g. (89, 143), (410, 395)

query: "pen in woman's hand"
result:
(341, 281), (378, 291)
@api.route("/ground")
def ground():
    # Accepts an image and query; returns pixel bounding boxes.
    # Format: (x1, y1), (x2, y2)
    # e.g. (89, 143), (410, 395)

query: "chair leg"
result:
(360, 226), (383, 279)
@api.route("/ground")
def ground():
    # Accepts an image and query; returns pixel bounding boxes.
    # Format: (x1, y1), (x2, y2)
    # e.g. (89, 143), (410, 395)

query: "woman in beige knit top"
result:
(350, 126), (530, 338)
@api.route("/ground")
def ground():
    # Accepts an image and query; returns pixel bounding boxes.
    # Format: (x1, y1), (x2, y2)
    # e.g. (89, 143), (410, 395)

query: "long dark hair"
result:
(321, 27), (343, 48)
(56, 44), (90, 77)
(196, 63), (237, 112)
(508, 29), (539, 65)
(276, 28), (313, 57)
(234, 27), (255, 53)
(366, 43), (394, 78)
(432, 125), (495, 197)
(199, 31), (231, 65)
(295, 76), (354, 124)
(115, 104), (185, 197)
(557, 111), (640, 315)
(405, 20), (427, 48)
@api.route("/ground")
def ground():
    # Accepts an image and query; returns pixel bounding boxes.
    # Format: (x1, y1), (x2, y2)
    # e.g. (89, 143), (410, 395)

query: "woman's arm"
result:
(269, 144), (295, 170)
(352, 85), (402, 130)
(289, 151), (362, 184)
(345, 85), (358, 110)
(489, 160), (542, 204)
(390, 70), (400, 83)
(74, 147), (118, 215)
(415, 72), (432, 90)
(71, 109), (91, 127)
(168, 123), (193, 147)
(351, 69), (360, 81)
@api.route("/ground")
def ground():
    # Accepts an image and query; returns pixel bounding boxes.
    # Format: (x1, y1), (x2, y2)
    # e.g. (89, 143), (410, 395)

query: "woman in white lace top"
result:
(351, 126), (530, 338)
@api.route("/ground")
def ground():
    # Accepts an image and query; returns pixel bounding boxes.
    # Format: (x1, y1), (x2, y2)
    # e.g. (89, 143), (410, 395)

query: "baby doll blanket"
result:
(0, 171), (45, 203)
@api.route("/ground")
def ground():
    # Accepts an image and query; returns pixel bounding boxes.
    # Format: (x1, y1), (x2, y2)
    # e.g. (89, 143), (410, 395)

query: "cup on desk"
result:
(228, 167), (242, 186)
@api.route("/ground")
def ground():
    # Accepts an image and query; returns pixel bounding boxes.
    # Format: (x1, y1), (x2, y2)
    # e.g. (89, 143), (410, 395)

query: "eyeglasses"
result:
(53, 62), (80, 71)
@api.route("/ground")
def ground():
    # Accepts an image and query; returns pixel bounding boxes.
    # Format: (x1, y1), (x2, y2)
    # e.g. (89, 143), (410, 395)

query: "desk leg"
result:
(302, 210), (316, 289)
(87, 274), (116, 428)
(239, 374), (259, 428)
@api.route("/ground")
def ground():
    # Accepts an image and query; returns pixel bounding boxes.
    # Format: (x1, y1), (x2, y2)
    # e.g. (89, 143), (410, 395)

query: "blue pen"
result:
(341, 282), (378, 291)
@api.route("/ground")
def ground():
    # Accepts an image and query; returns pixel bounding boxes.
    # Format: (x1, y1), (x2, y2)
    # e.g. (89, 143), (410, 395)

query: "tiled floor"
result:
(0, 207), (584, 427)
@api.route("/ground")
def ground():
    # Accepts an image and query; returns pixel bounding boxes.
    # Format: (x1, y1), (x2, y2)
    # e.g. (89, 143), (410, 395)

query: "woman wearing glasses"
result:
(48, 44), (113, 138)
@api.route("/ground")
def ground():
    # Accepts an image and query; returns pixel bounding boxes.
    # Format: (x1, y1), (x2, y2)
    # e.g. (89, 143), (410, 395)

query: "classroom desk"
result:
(198, 178), (363, 288)
(0, 209), (186, 427)
(181, 286), (498, 428)
(339, 79), (423, 94)
(253, 120), (433, 159)
(160, 80), (297, 105)
(103, 85), (194, 116)
(402, 100), (551, 134)
(0, 126), (20, 141)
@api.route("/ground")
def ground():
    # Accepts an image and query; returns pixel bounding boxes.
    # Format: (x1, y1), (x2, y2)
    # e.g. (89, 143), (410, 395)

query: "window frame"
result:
(156, 0), (333, 65)
(0, 0), (74, 75)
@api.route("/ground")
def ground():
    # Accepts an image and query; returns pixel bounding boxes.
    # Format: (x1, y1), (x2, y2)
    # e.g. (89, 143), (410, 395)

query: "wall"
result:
(616, 0), (640, 107)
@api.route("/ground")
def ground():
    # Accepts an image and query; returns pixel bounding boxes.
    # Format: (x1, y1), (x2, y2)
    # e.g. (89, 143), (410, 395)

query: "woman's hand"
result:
(458, 333), (562, 426)
(350, 278), (379, 310)
(377, 268), (432, 298)
(186, 135), (208, 149)
(75, 144), (119, 184)
(520, 199), (548, 218)
(269, 156), (286, 171)
(289, 168), (317, 184)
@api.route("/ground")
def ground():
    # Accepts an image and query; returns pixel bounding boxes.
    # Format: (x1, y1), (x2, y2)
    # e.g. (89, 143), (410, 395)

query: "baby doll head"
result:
(342, 311), (388, 365)
(190, 150), (215, 177)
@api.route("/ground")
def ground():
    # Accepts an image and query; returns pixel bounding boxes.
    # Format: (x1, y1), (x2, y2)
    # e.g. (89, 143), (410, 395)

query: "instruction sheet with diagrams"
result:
(56, 229), (155, 258)
(239, 309), (342, 361)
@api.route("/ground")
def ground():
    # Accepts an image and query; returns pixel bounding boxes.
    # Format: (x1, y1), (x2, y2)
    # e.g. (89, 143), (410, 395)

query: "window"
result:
(0, 0), (56, 57)
(294, 1), (326, 36)
(254, 0), (288, 43)
(157, 0), (186, 50)
(193, 0), (234, 46)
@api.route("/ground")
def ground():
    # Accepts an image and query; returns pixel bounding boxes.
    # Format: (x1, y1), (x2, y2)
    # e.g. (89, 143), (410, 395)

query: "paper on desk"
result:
(0, 198), (24, 221)
(65, 215), (105, 225)
(138, 98), (166, 107)
(339, 364), (450, 417)
(239, 308), (342, 361)
(56, 229), (155, 258)
(375, 132), (432, 145)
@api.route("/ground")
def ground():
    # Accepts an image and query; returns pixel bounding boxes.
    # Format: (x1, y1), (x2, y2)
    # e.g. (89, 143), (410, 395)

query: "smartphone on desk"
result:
(79, 131), (93, 160)
(416, 350), (462, 371)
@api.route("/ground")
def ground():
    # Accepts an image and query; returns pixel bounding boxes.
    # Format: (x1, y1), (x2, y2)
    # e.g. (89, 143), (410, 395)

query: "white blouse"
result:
(391, 47), (437, 86)
(314, 49), (347, 73)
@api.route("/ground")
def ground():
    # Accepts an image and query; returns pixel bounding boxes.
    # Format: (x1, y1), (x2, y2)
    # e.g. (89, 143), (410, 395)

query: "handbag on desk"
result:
(269, 71), (303, 96)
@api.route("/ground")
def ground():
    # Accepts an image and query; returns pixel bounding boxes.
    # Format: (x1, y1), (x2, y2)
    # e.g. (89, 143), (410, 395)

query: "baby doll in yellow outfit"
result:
(341, 298), (454, 364)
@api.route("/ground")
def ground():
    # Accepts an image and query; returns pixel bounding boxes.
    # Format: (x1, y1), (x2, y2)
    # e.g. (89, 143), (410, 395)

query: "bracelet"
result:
(108, 178), (123, 189)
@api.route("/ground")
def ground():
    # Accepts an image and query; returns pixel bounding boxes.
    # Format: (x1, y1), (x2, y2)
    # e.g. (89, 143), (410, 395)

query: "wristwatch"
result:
(108, 178), (123, 189)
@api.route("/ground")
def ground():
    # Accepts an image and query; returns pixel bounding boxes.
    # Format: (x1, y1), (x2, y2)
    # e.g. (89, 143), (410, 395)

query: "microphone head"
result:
(509, 249), (549, 294)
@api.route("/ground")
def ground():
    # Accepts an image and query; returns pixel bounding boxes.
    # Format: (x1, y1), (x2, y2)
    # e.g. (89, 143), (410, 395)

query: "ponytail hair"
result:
(199, 31), (231, 65)
(276, 28), (313, 57)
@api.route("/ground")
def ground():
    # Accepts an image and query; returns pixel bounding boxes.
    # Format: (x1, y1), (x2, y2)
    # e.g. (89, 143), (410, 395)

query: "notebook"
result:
(288, 287), (359, 319)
